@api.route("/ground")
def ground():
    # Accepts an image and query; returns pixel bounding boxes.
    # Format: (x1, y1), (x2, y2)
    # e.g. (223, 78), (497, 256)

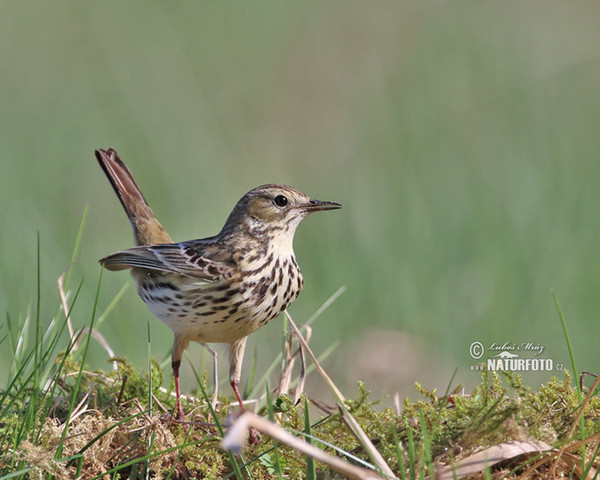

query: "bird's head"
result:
(222, 184), (341, 240)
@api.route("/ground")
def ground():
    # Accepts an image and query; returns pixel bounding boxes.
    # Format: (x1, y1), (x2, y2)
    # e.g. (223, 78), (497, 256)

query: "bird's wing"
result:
(99, 241), (234, 282)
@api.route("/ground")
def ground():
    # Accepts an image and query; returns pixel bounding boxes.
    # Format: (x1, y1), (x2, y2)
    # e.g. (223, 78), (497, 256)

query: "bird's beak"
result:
(303, 199), (342, 212)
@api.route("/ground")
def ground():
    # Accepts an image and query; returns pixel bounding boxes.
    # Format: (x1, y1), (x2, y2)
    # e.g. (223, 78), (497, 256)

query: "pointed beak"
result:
(303, 198), (342, 212)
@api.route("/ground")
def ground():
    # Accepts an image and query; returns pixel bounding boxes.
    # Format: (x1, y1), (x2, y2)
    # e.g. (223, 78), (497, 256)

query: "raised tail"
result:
(95, 148), (172, 246)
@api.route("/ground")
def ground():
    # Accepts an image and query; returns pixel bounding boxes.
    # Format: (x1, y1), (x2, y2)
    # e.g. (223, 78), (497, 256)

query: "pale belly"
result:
(134, 255), (303, 344)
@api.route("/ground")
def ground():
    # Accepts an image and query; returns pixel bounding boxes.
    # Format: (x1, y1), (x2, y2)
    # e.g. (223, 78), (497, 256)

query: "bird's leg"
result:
(229, 337), (260, 445)
(201, 343), (219, 410)
(172, 335), (189, 421)
(228, 337), (247, 408)
(230, 378), (246, 409)
(172, 359), (185, 421)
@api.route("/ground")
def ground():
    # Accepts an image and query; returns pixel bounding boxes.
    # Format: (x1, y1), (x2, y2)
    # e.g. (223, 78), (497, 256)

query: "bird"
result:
(95, 148), (341, 423)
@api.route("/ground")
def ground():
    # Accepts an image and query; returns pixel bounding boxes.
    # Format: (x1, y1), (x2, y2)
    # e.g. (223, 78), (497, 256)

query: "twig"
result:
(551, 373), (600, 479)
(293, 325), (310, 404)
(58, 272), (74, 338)
(285, 311), (346, 402)
(285, 311), (397, 479)
(58, 272), (118, 370)
(223, 411), (385, 480)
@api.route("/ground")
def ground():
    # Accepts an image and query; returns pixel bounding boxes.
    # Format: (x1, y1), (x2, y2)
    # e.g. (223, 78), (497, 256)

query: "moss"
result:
(3, 357), (600, 479)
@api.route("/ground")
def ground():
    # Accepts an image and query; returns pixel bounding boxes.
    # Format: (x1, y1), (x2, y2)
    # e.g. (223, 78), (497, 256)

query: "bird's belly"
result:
(148, 294), (293, 343)
(137, 259), (302, 344)
(155, 307), (252, 343)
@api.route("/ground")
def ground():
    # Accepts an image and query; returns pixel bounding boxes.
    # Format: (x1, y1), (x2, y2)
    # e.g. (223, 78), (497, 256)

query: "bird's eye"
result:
(274, 195), (288, 207)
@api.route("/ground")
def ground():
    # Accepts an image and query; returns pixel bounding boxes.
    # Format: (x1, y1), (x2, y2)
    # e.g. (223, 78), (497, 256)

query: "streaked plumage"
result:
(95, 148), (340, 427)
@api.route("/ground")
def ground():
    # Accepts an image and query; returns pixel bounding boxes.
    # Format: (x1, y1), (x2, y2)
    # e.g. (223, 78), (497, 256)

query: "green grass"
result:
(2, 1), (600, 476)
(2, 1), (600, 395)
(1, 232), (600, 479)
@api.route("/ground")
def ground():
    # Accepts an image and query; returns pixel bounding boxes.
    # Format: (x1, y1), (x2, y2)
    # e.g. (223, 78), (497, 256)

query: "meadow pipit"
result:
(95, 148), (340, 422)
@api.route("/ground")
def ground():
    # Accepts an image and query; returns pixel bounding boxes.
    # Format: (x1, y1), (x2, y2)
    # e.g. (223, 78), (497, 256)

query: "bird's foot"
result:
(248, 426), (261, 446)
(175, 405), (186, 422)
(159, 411), (186, 424)
(159, 402), (189, 431)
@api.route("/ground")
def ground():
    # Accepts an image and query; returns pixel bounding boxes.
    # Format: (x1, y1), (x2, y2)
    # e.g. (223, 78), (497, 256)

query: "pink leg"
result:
(231, 378), (260, 446)
(229, 338), (260, 445)
(231, 379), (246, 410)
(172, 360), (185, 421)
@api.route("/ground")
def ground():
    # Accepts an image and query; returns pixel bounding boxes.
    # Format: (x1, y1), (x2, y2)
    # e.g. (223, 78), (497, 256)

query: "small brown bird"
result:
(95, 148), (340, 421)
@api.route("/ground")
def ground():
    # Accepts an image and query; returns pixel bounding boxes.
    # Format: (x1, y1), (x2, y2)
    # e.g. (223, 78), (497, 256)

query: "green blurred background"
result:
(2, 1), (600, 400)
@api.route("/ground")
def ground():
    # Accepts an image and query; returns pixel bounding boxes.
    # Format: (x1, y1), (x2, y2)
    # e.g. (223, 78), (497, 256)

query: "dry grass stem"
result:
(337, 404), (398, 480)
(433, 440), (552, 480)
(58, 272), (74, 339)
(277, 323), (311, 403)
(293, 325), (309, 403)
(285, 311), (397, 479)
(58, 273), (117, 370)
(222, 411), (385, 480)
(285, 311), (346, 403)
(551, 373), (600, 478)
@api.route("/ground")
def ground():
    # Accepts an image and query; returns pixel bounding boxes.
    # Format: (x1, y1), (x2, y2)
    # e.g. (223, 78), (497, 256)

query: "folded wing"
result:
(99, 242), (234, 282)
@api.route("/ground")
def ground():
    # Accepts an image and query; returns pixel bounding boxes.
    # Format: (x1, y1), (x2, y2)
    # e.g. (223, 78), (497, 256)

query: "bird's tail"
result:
(95, 148), (172, 246)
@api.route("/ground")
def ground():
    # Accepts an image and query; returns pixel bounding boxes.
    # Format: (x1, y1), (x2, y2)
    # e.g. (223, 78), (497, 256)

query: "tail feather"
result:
(95, 148), (172, 246)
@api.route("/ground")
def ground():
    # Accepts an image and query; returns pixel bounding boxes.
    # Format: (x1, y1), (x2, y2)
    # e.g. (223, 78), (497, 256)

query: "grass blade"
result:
(223, 412), (385, 479)
(304, 396), (316, 480)
(58, 268), (103, 457)
(552, 290), (579, 397)
(187, 356), (249, 480)
(265, 384), (284, 479)
(285, 312), (396, 479)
